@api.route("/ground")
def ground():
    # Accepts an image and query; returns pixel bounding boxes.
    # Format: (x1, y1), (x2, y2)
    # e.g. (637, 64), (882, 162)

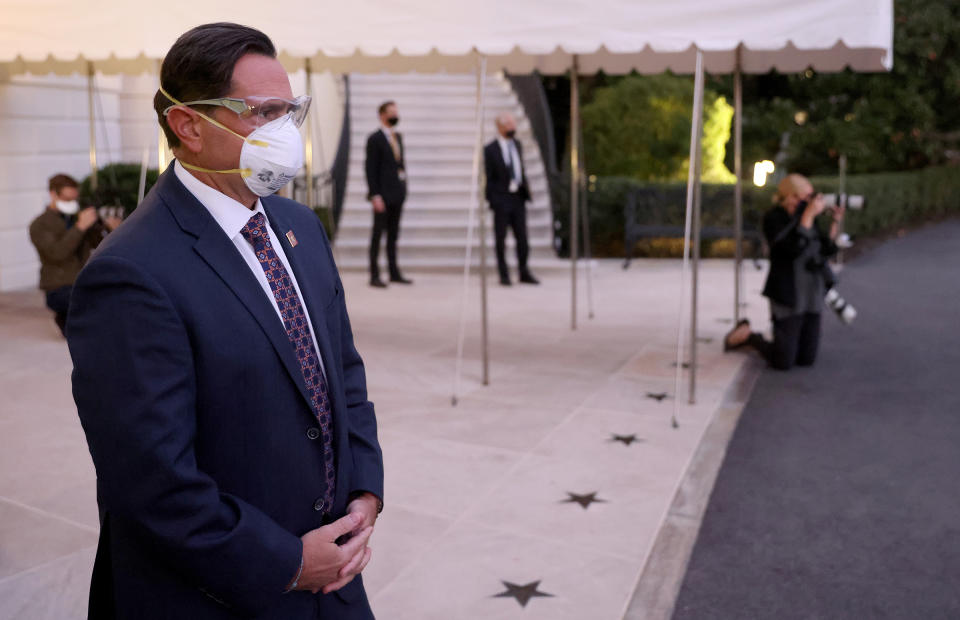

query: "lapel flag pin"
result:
(286, 230), (298, 247)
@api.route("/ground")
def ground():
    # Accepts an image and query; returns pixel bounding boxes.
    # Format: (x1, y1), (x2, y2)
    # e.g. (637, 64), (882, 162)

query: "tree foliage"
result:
(581, 74), (735, 182)
(727, 0), (960, 175)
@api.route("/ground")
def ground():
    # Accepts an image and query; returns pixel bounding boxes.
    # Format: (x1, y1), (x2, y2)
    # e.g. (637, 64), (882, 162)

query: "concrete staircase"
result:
(335, 73), (559, 272)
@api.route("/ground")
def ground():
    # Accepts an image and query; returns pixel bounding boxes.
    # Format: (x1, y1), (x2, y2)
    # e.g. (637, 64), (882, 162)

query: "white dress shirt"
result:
(497, 136), (523, 185)
(174, 161), (327, 378)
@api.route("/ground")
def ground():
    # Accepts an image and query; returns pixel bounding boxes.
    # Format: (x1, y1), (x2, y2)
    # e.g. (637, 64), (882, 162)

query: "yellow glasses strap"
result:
(159, 86), (268, 148)
(179, 161), (252, 178)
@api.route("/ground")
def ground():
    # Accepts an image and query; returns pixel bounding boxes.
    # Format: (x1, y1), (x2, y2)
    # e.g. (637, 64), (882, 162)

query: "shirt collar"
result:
(174, 160), (265, 239)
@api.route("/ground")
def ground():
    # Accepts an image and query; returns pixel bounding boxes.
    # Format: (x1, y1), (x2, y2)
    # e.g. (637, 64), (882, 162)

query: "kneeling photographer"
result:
(724, 174), (845, 370)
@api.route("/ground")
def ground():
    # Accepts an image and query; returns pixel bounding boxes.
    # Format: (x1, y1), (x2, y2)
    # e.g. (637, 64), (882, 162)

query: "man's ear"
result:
(165, 108), (204, 154)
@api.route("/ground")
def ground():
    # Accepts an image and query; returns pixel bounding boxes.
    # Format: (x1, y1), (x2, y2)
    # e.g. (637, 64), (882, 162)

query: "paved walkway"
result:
(673, 219), (960, 619)
(0, 259), (768, 619)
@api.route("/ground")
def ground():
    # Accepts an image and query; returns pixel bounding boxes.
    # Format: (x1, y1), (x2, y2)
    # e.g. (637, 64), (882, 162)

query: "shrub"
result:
(552, 165), (960, 258)
(80, 163), (159, 217)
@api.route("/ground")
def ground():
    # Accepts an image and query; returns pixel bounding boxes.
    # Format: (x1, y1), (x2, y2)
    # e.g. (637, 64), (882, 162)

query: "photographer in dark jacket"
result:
(724, 174), (843, 370)
(29, 174), (121, 335)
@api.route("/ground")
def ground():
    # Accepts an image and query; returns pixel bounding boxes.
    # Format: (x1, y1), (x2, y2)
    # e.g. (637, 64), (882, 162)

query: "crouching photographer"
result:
(724, 174), (846, 370)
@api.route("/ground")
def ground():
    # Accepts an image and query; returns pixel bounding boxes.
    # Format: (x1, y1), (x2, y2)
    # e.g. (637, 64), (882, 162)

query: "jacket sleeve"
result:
(484, 145), (495, 203)
(318, 221), (384, 503)
(517, 141), (533, 202)
(365, 135), (380, 200)
(819, 228), (839, 258)
(67, 255), (303, 616)
(30, 217), (86, 263)
(763, 208), (811, 261)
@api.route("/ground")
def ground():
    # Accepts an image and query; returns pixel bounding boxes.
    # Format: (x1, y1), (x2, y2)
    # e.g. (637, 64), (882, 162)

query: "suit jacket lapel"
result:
(157, 167), (315, 414)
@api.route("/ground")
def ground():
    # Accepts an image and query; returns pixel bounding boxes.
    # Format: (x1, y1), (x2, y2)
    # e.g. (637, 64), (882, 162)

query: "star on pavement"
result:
(610, 433), (643, 446)
(562, 492), (607, 509)
(646, 391), (669, 401)
(493, 580), (554, 608)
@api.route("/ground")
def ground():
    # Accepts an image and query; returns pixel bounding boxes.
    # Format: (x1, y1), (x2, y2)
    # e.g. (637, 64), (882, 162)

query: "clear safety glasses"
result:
(163, 94), (312, 128)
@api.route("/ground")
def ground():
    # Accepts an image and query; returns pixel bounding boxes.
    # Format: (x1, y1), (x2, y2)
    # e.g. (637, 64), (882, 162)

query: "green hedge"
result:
(553, 165), (960, 258)
(80, 163), (159, 217)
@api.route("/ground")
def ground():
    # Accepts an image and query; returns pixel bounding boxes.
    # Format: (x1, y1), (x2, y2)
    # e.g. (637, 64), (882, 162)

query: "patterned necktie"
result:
(240, 212), (335, 514)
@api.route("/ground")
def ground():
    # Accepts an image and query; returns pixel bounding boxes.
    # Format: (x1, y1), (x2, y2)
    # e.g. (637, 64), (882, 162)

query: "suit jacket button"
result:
(314, 498), (324, 511)
(307, 428), (320, 440)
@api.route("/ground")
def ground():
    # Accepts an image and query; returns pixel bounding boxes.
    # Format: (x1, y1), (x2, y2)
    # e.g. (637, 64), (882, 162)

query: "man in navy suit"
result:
(67, 23), (383, 619)
(484, 112), (539, 286)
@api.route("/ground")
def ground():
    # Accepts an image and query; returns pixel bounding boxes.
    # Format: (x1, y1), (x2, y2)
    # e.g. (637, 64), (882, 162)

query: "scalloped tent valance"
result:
(0, 0), (892, 76)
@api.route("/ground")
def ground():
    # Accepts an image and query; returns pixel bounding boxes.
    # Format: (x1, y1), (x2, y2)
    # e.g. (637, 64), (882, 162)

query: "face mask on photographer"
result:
(55, 199), (80, 215)
(505, 129), (516, 139)
(386, 116), (399, 127)
(160, 86), (307, 197)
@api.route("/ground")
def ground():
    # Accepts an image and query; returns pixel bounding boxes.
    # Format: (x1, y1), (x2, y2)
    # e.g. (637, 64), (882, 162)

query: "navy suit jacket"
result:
(67, 167), (384, 619)
(484, 139), (531, 207)
(364, 130), (406, 206)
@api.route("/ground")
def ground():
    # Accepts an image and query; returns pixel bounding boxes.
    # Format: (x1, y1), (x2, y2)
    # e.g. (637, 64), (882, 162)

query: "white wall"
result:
(0, 70), (344, 292)
(0, 72), (123, 291)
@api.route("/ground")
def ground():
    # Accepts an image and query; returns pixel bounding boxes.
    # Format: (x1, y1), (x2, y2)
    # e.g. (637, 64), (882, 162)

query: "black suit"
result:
(484, 138), (532, 280)
(365, 129), (407, 280)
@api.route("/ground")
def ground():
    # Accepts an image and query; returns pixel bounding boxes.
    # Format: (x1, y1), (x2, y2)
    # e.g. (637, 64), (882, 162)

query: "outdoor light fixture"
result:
(753, 160), (775, 187)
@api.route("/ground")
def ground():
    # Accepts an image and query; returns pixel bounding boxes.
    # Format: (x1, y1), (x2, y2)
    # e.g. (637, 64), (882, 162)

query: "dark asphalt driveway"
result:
(673, 219), (960, 619)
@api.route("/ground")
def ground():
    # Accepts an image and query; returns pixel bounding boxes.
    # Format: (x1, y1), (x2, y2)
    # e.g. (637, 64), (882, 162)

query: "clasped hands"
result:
(292, 493), (379, 595)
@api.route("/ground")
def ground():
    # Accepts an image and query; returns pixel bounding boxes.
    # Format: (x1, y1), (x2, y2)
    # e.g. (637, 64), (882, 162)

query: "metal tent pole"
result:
(577, 116), (595, 320)
(304, 58), (315, 209)
(570, 55), (580, 331)
(452, 54), (489, 405)
(734, 45), (744, 323)
(87, 61), (98, 191)
(671, 49), (705, 425)
(689, 104), (704, 405)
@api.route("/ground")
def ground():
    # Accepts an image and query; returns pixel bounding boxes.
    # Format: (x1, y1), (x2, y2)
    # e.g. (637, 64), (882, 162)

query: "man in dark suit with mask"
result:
(365, 100), (411, 288)
(67, 23), (383, 619)
(484, 112), (539, 286)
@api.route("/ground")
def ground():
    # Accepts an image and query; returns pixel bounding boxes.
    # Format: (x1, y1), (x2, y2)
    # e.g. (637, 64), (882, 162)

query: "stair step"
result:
(336, 224), (553, 241)
(332, 255), (567, 273)
(333, 245), (557, 262)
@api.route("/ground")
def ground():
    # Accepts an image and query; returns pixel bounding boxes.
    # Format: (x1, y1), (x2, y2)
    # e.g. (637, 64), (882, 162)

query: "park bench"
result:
(623, 187), (765, 270)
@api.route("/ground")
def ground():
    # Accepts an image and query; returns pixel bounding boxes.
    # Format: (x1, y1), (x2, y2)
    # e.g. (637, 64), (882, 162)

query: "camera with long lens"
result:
(824, 288), (857, 325)
(821, 193), (865, 210)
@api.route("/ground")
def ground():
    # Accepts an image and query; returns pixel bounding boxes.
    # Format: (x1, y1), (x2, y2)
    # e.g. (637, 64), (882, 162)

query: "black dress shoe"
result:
(519, 272), (540, 285)
(370, 278), (388, 288)
(390, 275), (414, 285)
(499, 276), (512, 286)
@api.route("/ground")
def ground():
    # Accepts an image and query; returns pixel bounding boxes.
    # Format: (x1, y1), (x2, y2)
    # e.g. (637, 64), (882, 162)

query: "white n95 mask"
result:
(160, 87), (305, 197)
(55, 199), (80, 215)
(230, 115), (304, 197)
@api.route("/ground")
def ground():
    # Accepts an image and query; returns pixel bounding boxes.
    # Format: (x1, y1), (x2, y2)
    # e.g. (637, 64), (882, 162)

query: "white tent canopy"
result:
(2, 0), (892, 75)
(1, 0), (893, 409)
